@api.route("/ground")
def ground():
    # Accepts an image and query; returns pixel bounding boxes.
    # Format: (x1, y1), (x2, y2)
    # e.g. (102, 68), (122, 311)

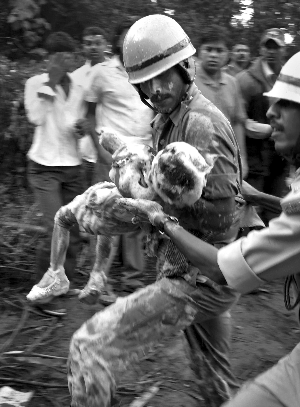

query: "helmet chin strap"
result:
(136, 81), (193, 115)
(138, 90), (159, 113)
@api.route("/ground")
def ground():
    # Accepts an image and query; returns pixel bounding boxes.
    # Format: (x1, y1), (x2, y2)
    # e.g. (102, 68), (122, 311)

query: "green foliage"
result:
(7, 0), (50, 51)
(2, 0), (300, 57)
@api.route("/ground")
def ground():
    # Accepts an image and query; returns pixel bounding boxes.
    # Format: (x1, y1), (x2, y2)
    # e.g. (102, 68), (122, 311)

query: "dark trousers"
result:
(82, 159), (96, 190)
(28, 160), (83, 282)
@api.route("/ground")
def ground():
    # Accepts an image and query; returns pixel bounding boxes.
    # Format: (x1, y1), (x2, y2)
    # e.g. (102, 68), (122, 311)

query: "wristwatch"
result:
(157, 215), (179, 234)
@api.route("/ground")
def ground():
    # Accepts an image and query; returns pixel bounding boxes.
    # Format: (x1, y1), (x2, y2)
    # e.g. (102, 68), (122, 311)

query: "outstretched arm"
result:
(117, 196), (300, 295)
(242, 180), (281, 215)
(163, 221), (225, 284)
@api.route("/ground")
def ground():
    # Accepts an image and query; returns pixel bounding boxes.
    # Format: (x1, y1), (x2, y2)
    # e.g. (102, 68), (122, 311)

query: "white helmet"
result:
(264, 52), (300, 103)
(123, 14), (196, 84)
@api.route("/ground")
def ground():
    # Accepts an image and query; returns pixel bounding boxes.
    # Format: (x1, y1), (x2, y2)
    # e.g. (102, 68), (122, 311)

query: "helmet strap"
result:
(140, 95), (158, 113)
(135, 78), (193, 115)
(134, 85), (158, 113)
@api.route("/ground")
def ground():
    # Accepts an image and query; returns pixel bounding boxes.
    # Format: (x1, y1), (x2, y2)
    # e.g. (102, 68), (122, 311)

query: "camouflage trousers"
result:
(68, 274), (239, 407)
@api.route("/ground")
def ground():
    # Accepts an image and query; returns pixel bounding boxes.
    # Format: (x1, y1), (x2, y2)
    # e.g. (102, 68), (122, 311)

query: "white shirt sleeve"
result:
(24, 76), (54, 126)
(218, 210), (300, 294)
(85, 67), (103, 104)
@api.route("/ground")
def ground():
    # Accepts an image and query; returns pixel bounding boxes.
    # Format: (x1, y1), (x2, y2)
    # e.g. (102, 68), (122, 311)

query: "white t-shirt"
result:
(86, 56), (154, 147)
(25, 73), (85, 166)
(71, 62), (98, 163)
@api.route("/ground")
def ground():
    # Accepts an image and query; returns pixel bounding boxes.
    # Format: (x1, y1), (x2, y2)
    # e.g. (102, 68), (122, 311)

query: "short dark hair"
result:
(83, 26), (107, 39)
(111, 16), (140, 55)
(232, 41), (249, 51)
(45, 32), (76, 54)
(199, 26), (231, 49)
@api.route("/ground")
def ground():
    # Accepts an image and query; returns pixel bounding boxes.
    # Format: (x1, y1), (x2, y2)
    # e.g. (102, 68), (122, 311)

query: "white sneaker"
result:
(26, 268), (70, 304)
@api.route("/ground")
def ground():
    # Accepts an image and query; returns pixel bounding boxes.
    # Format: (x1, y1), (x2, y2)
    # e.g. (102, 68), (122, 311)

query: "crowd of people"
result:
(17, 12), (300, 407)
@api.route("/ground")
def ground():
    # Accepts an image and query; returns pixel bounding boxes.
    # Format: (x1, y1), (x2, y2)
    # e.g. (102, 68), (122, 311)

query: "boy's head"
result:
(82, 27), (107, 64)
(45, 32), (76, 73)
(198, 26), (230, 74)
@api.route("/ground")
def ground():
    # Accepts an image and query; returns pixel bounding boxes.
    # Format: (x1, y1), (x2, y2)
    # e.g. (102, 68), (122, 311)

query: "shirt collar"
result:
(197, 62), (227, 85)
(108, 55), (125, 70)
(168, 82), (198, 127)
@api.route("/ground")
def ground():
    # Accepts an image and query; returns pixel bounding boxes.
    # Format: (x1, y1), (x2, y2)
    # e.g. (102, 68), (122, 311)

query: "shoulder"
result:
(25, 73), (46, 87)
(188, 92), (230, 127)
(25, 74), (48, 96)
(222, 72), (242, 95)
(236, 68), (261, 98)
(88, 62), (108, 79)
(182, 97), (237, 151)
(236, 69), (252, 89)
(222, 71), (236, 84)
(72, 64), (85, 75)
(71, 64), (87, 81)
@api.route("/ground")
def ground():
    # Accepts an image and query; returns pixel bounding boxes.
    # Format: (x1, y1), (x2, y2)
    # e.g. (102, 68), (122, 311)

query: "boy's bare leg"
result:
(26, 209), (76, 303)
(78, 235), (120, 305)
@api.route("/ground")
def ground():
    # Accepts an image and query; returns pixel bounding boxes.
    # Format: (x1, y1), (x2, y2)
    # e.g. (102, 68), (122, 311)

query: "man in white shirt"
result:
(85, 17), (154, 275)
(71, 27), (108, 189)
(25, 32), (85, 314)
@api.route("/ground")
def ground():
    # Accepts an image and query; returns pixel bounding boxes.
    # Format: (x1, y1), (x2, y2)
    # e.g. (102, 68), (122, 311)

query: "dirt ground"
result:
(1, 192), (300, 407)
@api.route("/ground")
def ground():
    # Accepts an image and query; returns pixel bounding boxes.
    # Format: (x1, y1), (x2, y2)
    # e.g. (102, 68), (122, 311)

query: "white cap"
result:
(264, 52), (300, 103)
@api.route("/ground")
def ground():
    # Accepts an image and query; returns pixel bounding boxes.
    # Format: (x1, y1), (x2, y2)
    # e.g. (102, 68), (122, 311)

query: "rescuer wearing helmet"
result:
(124, 11), (243, 395)
(119, 51), (300, 407)
(68, 15), (248, 407)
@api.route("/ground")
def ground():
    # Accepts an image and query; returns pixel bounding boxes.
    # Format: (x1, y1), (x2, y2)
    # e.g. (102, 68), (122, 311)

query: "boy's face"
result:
(260, 40), (285, 70)
(232, 44), (250, 67)
(83, 35), (106, 64)
(48, 52), (75, 74)
(199, 41), (228, 74)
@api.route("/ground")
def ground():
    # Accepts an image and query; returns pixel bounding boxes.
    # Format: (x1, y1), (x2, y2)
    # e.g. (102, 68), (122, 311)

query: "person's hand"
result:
(115, 198), (166, 227)
(46, 53), (68, 89)
(241, 180), (261, 202)
(74, 119), (92, 139)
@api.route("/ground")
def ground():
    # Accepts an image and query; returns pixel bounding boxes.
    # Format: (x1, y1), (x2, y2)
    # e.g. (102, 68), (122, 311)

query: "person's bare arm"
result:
(117, 197), (227, 285)
(164, 221), (226, 284)
(242, 180), (281, 214)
